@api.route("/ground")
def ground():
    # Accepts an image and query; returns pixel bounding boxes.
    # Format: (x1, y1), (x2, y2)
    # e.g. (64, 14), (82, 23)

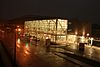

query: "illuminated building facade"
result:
(24, 19), (68, 44)
(10, 16), (93, 49)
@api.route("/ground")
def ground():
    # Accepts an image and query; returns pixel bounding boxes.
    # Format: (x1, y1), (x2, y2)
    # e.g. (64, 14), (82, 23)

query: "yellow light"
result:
(83, 32), (85, 36)
(46, 37), (49, 39)
(81, 36), (85, 43)
(91, 38), (94, 41)
(67, 35), (77, 43)
(82, 29), (85, 36)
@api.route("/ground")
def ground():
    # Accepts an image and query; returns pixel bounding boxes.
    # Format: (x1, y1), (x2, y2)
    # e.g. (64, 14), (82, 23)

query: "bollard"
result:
(45, 39), (51, 52)
(79, 43), (85, 52)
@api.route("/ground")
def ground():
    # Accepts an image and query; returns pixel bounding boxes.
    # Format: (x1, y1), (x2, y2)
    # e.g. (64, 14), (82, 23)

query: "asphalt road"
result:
(16, 37), (80, 67)
(0, 30), (100, 67)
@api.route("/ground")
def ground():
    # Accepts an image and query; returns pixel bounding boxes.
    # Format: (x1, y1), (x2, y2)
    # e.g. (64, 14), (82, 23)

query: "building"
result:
(24, 17), (68, 44)
(9, 16), (93, 49)
(9, 15), (69, 44)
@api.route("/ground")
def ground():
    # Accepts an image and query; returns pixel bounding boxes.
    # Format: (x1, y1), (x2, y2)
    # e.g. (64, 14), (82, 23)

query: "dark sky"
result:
(0, 0), (100, 24)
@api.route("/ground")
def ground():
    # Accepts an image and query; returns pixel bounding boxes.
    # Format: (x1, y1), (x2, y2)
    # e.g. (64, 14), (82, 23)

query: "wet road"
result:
(0, 30), (100, 67)
(16, 37), (80, 67)
(84, 45), (100, 62)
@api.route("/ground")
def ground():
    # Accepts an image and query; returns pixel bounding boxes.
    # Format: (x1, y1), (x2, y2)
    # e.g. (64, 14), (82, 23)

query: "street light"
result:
(18, 28), (21, 32)
(87, 33), (89, 37)
(75, 31), (78, 35)
(16, 28), (21, 32)
(17, 25), (20, 28)
(14, 28), (22, 67)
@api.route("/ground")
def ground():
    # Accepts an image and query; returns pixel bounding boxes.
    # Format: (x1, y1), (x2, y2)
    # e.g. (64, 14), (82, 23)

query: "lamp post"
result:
(14, 27), (21, 67)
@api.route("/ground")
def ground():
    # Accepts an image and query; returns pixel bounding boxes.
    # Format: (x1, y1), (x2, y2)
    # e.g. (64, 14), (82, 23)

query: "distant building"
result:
(67, 18), (91, 37)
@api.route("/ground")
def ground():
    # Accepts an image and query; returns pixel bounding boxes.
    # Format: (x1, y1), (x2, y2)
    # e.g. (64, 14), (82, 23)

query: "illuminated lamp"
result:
(87, 33), (89, 37)
(18, 28), (21, 32)
(17, 25), (20, 28)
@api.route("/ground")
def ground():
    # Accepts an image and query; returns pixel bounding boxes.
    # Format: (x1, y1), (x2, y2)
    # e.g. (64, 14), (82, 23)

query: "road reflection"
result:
(84, 45), (100, 62)
(16, 35), (80, 67)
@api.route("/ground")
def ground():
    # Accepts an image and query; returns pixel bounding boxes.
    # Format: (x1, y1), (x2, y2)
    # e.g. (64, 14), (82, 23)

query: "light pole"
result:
(14, 27), (21, 67)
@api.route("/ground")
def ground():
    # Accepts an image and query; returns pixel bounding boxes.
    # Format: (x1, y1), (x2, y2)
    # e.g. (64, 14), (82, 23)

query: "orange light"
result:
(24, 50), (29, 55)
(18, 28), (21, 32)
(16, 44), (20, 48)
(2, 31), (4, 33)
(75, 31), (78, 35)
(17, 25), (20, 28)
(16, 28), (21, 32)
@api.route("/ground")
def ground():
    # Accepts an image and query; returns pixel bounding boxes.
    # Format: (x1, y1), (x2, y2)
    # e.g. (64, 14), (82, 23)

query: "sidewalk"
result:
(31, 40), (80, 67)
(56, 45), (100, 63)
(50, 44), (100, 66)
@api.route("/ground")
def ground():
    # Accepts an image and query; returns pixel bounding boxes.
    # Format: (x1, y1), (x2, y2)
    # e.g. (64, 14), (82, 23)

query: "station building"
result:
(10, 16), (92, 49)
(24, 17), (68, 44)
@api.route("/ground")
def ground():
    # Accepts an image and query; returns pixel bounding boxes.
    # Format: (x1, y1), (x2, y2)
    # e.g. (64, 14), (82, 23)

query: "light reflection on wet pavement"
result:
(1, 29), (100, 67)
(16, 39), (79, 67)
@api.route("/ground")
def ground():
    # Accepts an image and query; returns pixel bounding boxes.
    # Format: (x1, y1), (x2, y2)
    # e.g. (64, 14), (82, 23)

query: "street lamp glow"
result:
(18, 28), (21, 32)
(46, 37), (49, 39)
(17, 25), (20, 28)
(16, 28), (21, 32)
(87, 33), (89, 37)
(81, 36), (85, 43)
(75, 31), (78, 35)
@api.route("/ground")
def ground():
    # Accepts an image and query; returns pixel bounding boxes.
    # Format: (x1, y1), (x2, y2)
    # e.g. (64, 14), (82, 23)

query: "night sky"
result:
(0, 0), (100, 24)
